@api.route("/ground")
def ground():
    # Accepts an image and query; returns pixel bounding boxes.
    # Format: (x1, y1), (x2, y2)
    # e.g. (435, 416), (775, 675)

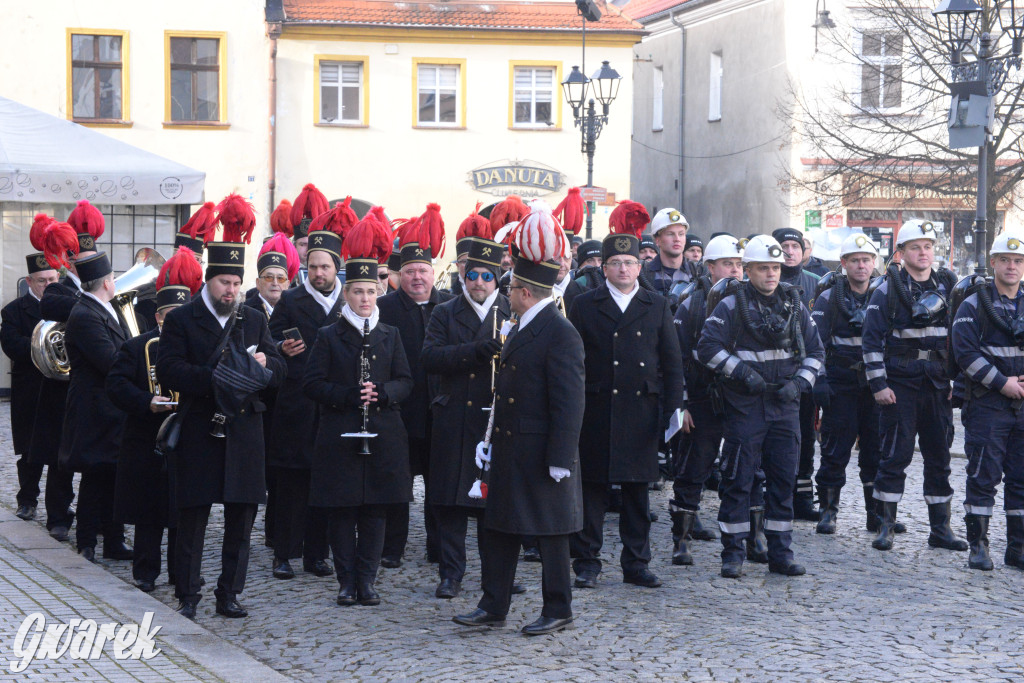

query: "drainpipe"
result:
(267, 21), (282, 223)
(670, 11), (685, 212)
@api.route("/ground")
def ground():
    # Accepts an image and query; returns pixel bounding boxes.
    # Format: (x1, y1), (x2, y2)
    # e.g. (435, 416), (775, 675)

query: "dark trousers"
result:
(435, 505), (482, 582)
(479, 528), (572, 619)
(672, 400), (724, 511)
(873, 383), (953, 504)
(718, 399), (800, 565)
(383, 436), (438, 561)
(76, 465), (123, 551)
(571, 481), (651, 576)
(16, 456), (43, 507)
(264, 464), (278, 546)
(324, 505), (386, 586)
(795, 393), (816, 498)
(175, 502), (257, 603)
(815, 382), (880, 490)
(134, 524), (176, 584)
(271, 467), (328, 563)
(44, 466), (76, 531)
(963, 401), (1024, 515)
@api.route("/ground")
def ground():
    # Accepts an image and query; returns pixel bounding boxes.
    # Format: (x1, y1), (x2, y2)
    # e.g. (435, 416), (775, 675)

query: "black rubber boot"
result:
(927, 502), (968, 551)
(746, 507), (769, 564)
(816, 487), (839, 535)
(872, 501), (898, 551)
(793, 489), (818, 522)
(1005, 516), (1024, 570)
(965, 514), (993, 570)
(689, 513), (717, 541)
(670, 508), (695, 566)
(864, 485), (906, 534)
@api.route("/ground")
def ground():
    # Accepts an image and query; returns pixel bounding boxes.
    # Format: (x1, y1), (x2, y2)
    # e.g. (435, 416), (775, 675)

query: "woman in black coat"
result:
(303, 257), (413, 607)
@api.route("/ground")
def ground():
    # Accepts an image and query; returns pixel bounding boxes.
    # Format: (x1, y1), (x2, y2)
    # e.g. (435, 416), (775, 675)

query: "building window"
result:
(67, 30), (129, 123)
(513, 66), (555, 127)
(860, 32), (903, 110)
(709, 51), (722, 122)
(414, 59), (466, 127)
(164, 31), (227, 125)
(318, 59), (366, 124)
(653, 66), (664, 131)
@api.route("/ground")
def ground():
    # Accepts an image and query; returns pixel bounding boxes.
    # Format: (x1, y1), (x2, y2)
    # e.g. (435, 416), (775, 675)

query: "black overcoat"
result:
(421, 293), (512, 508)
(155, 300), (285, 508)
(484, 303), (585, 536)
(303, 319), (414, 508)
(244, 292), (279, 458)
(569, 285), (686, 484)
(59, 295), (128, 471)
(0, 293), (44, 454)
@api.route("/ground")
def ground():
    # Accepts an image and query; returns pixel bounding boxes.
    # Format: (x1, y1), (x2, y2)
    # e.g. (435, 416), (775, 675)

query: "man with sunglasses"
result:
(422, 238), (512, 599)
(569, 233), (685, 590)
(246, 261), (288, 320)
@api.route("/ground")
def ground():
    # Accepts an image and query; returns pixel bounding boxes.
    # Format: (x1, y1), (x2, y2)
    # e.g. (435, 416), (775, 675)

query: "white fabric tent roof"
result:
(0, 96), (204, 205)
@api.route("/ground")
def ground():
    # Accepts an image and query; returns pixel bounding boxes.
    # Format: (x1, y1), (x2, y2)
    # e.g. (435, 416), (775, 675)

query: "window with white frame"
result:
(320, 61), (364, 124)
(417, 64), (459, 126)
(653, 66), (664, 131)
(709, 52), (722, 122)
(513, 66), (555, 127)
(860, 32), (903, 110)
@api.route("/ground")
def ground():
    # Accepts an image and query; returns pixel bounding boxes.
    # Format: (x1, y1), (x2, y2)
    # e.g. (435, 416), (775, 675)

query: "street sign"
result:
(579, 186), (607, 203)
(805, 210), (822, 229)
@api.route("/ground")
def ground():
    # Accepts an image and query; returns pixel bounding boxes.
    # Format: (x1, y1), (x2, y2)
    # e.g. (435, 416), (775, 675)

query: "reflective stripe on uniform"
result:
(709, 350), (728, 366)
(964, 504), (994, 516)
(982, 345), (1024, 358)
(891, 326), (947, 339)
(965, 357), (989, 376)
(719, 520), (751, 534)
(834, 336), (862, 346)
(796, 368), (816, 386)
(805, 357), (823, 371)
(981, 366), (999, 387)
(723, 356), (740, 375)
(865, 352), (884, 363)
(1006, 509), (1024, 517)
(924, 494), (953, 504)
(737, 349), (795, 362)
(764, 519), (793, 532)
(873, 490), (902, 502)
(866, 368), (886, 380)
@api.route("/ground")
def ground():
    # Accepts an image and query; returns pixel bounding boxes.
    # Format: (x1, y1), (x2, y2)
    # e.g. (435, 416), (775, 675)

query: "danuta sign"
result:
(8, 612), (162, 673)
(468, 160), (565, 198)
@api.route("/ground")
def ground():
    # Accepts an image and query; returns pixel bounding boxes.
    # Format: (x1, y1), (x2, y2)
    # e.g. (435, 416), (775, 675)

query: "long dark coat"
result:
(267, 285), (344, 469)
(0, 293), (44, 454)
(421, 293), (512, 508)
(106, 329), (173, 527)
(28, 280), (81, 467)
(484, 303), (585, 536)
(155, 300), (285, 508)
(244, 292), (278, 458)
(569, 285), (686, 484)
(303, 320), (414, 508)
(60, 295), (128, 471)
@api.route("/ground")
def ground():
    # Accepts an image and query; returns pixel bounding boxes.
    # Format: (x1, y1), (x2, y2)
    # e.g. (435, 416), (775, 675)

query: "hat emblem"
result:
(359, 265), (369, 274)
(314, 236), (323, 245)
(1009, 237), (1021, 250)
(35, 256), (48, 269)
(415, 248), (425, 257)
(482, 247), (492, 257)
(271, 255), (280, 263)
(229, 250), (240, 261)
(80, 236), (95, 250)
(615, 237), (631, 253)
(177, 291), (187, 301)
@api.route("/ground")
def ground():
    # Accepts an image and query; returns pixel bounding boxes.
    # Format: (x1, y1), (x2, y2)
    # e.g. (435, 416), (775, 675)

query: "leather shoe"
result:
(623, 568), (662, 588)
(79, 547), (96, 563)
(522, 615), (573, 636)
(768, 561), (806, 576)
(135, 579), (156, 593)
(435, 578), (461, 599)
(103, 542), (134, 561)
(574, 570), (598, 589)
(720, 561), (743, 578)
(49, 526), (70, 542)
(175, 600), (198, 620)
(358, 582), (380, 606)
(15, 505), (36, 521)
(272, 559), (295, 579)
(215, 598), (248, 618)
(303, 559), (333, 577)
(522, 547), (542, 563)
(511, 582), (526, 595)
(380, 556), (402, 569)
(453, 608), (505, 627)
(336, 584), (357, 606)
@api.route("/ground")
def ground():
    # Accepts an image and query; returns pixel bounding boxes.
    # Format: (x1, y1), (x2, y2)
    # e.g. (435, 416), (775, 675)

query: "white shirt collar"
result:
(606, 279), (640, 313)
(553, 272), (571, 297)
(518, 296), (554, 330)
(66, 271), (82, 291)
(83, 291), (120, 324)
(28, 289), (41, 302)
(201, 285), (231, 327)
(258, 294), (275, 317)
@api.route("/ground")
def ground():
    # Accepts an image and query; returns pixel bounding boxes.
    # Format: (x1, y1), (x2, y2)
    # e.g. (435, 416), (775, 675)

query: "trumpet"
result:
(341, 318), (378, 454)
(143, 337), (179, 404)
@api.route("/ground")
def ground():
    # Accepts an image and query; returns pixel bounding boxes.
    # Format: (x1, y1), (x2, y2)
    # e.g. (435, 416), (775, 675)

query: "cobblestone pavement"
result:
(1, 402), (1023, 681)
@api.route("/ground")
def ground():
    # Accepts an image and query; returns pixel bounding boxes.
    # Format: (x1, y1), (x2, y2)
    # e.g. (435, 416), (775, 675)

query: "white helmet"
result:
(650, 208), (689, 236)
(703, 234), (742, 262)
(839, 233), (879, 258)
(742, 235), (785, 264)
(896, 219), (938, 248)
(991, 230), (1024, 256)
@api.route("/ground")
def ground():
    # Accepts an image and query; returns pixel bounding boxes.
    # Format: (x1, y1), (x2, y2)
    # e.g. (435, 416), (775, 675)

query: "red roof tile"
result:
(620, 0), (696, 22)
(283, 0), (644, 32)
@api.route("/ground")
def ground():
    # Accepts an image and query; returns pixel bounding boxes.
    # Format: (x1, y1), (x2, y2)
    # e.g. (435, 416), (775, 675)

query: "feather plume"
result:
(66, 200), (105, 239)
(513, 201), (569, 263)
(342, 206), (394, 264)
(554, 188), (586, 236)
(259, 233), (300, 280)
(182, 202), (219, 244)
(270, 199), (294, 237)
(41, 222), (80, 270)
(488, 196), (529, 235)
(416, 203), (446, 259)
(216, 194), (256, 244)
(30, 213), (56, 251)
(608, 200), (650, 239)
(394, 217), (421, 248)
(456, 202), (492, 240)
(289, 183), (330, 226)
(308, 196), (357, 238)
(157, 246), (204, 295)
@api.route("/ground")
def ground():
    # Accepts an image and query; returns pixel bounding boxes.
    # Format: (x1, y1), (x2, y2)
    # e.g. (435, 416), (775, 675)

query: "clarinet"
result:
(357, 318), (373, 455)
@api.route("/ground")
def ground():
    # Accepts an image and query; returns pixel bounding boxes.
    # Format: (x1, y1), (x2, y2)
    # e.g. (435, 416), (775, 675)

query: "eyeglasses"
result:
(378, 272), (389, 280)
(466, 271), (495, 282)
(260, 274), (289, 284)
(605, 259), (641, 269)
(509, 284), (526, 291)
(456, 259), (468, 266)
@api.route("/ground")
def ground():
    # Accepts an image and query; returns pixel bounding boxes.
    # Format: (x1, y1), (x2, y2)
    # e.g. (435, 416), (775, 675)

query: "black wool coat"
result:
(155, 300), (285, 508)
(421, 293), (512, 508)
(244, 292), (279, 458)
(303, 320), (414, 508)
(569, 285), (686, 484)
(267, 284), (344, 469)
(106, 329), (174, 527)
(60, 295), (128, 472)
(484, 303), (585, 536)
(0, 293), (44, 455)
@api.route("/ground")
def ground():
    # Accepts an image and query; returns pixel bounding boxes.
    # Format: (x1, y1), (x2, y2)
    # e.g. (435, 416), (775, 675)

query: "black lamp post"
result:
(933, 0), (1023, 278)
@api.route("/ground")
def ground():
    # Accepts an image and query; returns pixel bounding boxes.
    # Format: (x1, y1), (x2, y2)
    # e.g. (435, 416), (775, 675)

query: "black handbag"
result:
(211, 308), (273, 420)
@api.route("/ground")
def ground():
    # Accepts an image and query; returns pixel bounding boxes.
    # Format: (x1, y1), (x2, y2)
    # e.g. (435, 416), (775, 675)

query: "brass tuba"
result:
(30, 320), (69, 381)
(434, 261), (458, 291)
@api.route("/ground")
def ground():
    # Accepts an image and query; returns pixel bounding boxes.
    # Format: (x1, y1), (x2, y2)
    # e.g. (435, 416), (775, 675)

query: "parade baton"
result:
(469, 395), (497, 499)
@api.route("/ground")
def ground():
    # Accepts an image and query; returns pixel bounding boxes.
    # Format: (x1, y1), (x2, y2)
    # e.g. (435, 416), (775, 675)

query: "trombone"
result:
(144, 336), (179, 405)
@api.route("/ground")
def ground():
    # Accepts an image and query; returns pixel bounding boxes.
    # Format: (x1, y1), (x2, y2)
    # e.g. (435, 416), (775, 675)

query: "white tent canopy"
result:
(0, 96), (204, 205)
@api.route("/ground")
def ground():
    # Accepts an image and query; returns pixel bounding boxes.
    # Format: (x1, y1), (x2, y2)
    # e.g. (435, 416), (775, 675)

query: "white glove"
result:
(468, 480), (484, 499)
(549, 467), (571, 483)
(475, 441), (492, 470)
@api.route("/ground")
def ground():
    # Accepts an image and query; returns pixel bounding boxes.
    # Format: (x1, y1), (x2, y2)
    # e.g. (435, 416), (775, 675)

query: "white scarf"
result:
(463, 287), (499, 322)
(303, 277), (341, 315)
(341, 303), (380, 334)
(606, 279), (640, 313)
(553, 271), (571, 297)
(518, 297), (553, 330)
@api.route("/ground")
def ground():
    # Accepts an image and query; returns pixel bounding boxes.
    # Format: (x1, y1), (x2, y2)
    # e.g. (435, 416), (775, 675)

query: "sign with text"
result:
(579, 186), (607, 203)
(468, 160), (565, 198)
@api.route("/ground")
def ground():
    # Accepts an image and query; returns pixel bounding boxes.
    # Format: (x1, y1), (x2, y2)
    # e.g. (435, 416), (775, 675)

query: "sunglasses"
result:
(260, 274), (289, 284)
(378, 272), (389, 280)
(466, 271), (495, 282)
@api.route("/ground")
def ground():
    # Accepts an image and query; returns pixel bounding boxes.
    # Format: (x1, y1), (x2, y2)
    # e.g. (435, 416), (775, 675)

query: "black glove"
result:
(475, 338), (503, 363)
(775, 380), (801, 403)
(812, 380), (831, 408)
(741, 370), (767, 395)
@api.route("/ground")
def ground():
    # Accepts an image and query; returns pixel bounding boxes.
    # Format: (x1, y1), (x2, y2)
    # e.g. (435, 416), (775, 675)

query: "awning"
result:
(0, 96), (204, 205)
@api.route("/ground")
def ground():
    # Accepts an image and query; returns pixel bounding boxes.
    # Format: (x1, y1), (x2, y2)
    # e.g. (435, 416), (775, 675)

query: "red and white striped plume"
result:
(513, 200), (569, 263)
